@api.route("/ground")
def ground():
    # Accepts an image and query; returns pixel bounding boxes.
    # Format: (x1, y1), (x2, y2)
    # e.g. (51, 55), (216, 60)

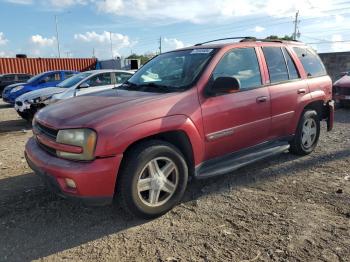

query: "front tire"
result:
(289, 110), (320, 155)
(116, 140), (188, 219)
(17, 110), (35, 122)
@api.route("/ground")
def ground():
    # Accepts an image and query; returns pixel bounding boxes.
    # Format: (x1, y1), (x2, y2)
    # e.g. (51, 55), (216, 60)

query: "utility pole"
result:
(109, 32), (113, 59)
(92, 47), (95, 58)
(54, 15), (61, 58)
(159, 36), (162, 54)
(293, 10), (300, 40)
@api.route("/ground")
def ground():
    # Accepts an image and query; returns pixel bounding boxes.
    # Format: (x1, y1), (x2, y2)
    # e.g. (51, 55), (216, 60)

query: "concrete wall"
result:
(319, 52), (350, 82)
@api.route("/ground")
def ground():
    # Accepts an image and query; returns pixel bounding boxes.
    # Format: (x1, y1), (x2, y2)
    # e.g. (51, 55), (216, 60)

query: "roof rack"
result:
(194, 37), (300, 46)
(194, 37), (256, 46)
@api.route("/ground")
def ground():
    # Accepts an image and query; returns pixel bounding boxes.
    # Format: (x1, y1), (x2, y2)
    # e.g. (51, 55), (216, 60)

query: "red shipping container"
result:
(0, 58), (97, 75)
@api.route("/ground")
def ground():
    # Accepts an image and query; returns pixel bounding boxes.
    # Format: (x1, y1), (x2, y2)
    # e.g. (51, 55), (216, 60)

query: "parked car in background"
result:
(25, 38), (334, 218)
(0, 73), (32, 97)
(333, 72), (350, 107)
(15, 70), (134, 120)
(2, 70), (78, 104)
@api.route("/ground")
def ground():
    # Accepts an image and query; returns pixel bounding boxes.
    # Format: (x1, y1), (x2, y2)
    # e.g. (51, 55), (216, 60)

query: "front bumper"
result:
(334, 94), (350, 101)
(15, 100), (31, 112)
(25, 137), (123, 205)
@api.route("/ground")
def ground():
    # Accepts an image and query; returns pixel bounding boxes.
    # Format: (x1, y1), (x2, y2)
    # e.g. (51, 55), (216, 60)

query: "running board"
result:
(195, 142), (290, 179)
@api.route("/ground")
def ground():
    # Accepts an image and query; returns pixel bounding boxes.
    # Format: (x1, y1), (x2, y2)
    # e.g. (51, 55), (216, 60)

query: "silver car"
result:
(15, 69), (134, 120)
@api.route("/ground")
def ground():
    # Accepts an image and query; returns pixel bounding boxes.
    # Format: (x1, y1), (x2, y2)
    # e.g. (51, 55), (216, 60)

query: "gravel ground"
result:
(0, 100), (349, 262)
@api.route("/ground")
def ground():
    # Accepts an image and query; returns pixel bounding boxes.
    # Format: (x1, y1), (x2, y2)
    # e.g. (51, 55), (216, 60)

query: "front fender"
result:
(95, 115), (205, 166)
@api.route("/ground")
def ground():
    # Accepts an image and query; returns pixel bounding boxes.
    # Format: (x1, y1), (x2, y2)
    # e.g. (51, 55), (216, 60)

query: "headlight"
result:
(10, 86), (24, 93)
(56, 129), (97, 161)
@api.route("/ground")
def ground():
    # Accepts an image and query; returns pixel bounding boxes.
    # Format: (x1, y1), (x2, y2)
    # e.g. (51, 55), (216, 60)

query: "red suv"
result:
(25, 37), (334, 218)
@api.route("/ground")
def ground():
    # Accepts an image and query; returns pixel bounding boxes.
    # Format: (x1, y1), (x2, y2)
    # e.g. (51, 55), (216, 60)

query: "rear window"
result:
(293, 47), (327, 78)
(263, 47), (289, 83)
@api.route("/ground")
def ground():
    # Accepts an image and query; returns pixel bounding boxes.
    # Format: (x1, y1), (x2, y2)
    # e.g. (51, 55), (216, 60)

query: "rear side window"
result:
(263, 47), (289, 83)
(64, 72), (75, 79)
(86, 73), (112, 87)
(293, 47), (327, 77)
(282, 48), (300, 80)
(212, 48), (262, 90)
(3, 75), (15, 81)
(114, 72), (132, 84)
(18, 74), (31, 81)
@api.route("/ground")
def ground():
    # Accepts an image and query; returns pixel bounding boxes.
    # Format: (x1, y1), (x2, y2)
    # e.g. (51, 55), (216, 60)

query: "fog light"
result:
(65, 178), (76, 189)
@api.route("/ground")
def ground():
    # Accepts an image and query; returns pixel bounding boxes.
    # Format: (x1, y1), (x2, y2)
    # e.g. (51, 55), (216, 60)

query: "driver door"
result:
(76, 73), (114, 96)
(201, 47), (271, 160)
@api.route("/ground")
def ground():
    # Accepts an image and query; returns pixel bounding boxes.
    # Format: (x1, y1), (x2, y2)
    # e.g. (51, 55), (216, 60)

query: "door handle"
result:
(297, 88), (306, 94)
(256, 96), (268, 103)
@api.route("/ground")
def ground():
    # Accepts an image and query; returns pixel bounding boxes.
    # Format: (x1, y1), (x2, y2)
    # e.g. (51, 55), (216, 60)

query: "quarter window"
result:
(263, 47), (289, 83)
(282, 48), (300, 80)
(85, 73), (112, 87)
(114, 72), (132, 84)
(212, 48), (262, 90)
(293, 47), (327, 77)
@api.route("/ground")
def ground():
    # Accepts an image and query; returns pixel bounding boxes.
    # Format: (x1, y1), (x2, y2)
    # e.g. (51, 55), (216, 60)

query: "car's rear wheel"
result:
(116, 140), (188, 219)
(289, 110), (320, 155)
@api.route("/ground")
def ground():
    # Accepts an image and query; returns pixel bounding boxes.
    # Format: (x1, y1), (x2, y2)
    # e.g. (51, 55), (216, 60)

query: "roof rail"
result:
(194, 37), (256, 46)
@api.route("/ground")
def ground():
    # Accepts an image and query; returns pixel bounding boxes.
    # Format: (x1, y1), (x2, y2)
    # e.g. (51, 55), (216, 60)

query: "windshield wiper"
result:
(137, 82), (177, 93)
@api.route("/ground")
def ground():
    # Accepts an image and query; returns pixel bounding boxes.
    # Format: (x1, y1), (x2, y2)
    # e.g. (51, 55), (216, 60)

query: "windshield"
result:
(27, 72), (47, 84)
(57, 72), (92, 88)
(122, 49), (216, 92)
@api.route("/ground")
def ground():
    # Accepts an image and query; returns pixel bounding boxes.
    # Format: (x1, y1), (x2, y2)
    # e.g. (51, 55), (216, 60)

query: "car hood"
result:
(3, 82), (27, 91)
(36, 89), (179, 129)
(16, 87), (65, 102)
(334, 75), (350, 88)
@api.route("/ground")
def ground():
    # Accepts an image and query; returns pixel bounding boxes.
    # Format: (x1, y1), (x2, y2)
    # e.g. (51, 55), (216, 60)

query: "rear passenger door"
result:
(201, 47), (271, 159)
(262, 46), (309, 138)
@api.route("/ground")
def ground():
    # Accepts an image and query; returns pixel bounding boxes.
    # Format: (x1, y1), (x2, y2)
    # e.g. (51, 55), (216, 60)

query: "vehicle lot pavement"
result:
(0, 100), (349, 262)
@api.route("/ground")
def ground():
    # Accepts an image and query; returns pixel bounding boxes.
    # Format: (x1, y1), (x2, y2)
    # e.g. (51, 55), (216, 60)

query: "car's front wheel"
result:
(289, 110), (320, 155)
(117, 140), (188, 219)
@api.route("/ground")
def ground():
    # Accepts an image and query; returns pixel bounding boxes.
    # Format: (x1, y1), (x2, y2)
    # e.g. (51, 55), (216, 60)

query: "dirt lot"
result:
(0, 100), (349, 262)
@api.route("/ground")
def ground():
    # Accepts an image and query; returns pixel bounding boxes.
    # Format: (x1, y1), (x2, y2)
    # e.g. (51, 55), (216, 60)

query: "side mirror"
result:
(207, 76), (240, 96)
(79, 82), (90, 89)
(341, 71), (349, 77)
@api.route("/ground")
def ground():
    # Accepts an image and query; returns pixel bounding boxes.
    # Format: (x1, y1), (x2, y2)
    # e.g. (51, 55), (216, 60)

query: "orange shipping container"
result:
(0, 58), (97, 75)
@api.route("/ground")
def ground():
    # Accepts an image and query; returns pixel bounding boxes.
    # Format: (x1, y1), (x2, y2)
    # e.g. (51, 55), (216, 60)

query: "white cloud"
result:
(4, 0), (33, 5)
(74, 31), (133, 58)
(0, 32), (8, 45)
(74, 31), (130, 46)
(254, 26), (265, 33)
(163, 38), (190, 51)
(30, 35), (56, 47)
(48, 0), (89, 9)
(331, 34), (350, 52)
(92, 0), (337, 23)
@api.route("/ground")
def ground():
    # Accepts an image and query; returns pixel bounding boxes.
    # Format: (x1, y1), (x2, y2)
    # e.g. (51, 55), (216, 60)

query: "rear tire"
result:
(116, 140), (188, 219)
(289, 110), (320, 156)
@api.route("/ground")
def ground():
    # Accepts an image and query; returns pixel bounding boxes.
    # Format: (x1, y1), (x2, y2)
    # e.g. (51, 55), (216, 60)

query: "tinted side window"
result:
(282, 48), (300, 80)
(18, 75), (31, 81)
(212, 48), (262, 90)
(86, 73), (112, 87)
(3, 75), (15, 81)
(64, 72), (75, 79)
(45, 73), (61, 82)
(115, 73), (132, 84)
(293, 47), (327, 77)
(263, 47), (289, 83)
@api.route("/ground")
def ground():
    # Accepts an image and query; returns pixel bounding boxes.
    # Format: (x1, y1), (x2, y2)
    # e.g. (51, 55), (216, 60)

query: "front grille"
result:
(34, 121), (58, 140)
(37, 140), (57, 156)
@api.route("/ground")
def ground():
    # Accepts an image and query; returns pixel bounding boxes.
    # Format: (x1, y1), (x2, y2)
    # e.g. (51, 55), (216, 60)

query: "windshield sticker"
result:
(190, 49), (213, 54)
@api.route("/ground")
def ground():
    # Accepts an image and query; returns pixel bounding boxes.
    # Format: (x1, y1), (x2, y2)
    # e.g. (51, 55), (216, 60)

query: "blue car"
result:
(2, 70), (78, 104)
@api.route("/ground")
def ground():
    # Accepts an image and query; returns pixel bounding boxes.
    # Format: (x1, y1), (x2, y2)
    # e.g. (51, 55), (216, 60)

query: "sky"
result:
(0, 0), (350, 59)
